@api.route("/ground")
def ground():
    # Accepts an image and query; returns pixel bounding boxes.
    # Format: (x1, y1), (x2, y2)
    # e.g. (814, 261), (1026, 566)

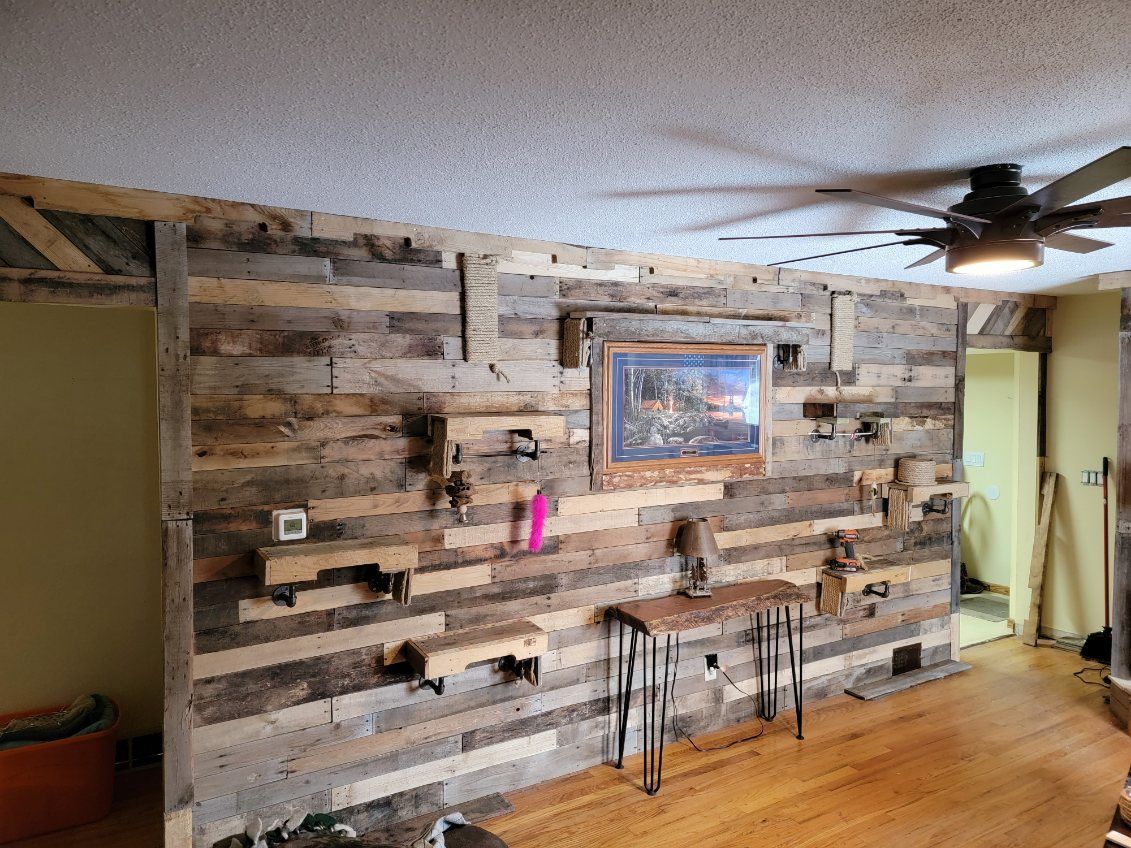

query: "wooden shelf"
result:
(404, 619), (548, 681)
(428, 413), (567, 443)
(819, 557), (951, 616)
(880, 480), (970, 502)
(428, 412), (567, 477)
(255, 537), (417, 586)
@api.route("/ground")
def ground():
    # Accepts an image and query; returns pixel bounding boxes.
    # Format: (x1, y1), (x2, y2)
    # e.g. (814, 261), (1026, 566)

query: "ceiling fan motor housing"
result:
(950, 163), (1029, 216)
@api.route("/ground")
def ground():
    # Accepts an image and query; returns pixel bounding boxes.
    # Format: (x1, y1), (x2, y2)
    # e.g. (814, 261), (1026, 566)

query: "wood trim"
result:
(155, 221), (194, 848)
(156, 224), (193, 520)
(951, 301), (968, 620)
(1114, 289), (1131, 680)
(0, 172), (309, 233)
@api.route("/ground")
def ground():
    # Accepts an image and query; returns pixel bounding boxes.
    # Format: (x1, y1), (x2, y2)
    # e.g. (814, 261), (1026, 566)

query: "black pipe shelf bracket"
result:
(862, 580), (891, 599)
(404, 620), (548, 696)
(808, 414), (889, 444)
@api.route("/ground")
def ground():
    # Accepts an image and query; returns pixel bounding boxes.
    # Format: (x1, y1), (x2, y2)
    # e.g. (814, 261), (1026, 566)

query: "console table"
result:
(608, 579), (811, 795)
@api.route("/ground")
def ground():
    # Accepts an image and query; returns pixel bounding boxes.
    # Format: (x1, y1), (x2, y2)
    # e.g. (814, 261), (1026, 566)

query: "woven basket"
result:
(897, 456), (936, 486)
(1120, 784), (1131, 825)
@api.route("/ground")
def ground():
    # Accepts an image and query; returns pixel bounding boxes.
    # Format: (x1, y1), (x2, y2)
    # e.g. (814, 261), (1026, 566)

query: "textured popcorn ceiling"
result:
(2, 0), (1129, 293)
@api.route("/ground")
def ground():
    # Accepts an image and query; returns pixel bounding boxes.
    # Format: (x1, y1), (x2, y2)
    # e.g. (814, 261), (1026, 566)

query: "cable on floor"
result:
(1073, 666), (1110, 688)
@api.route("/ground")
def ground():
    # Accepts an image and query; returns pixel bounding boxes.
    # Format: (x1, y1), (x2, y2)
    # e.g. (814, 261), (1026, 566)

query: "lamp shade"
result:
(676, 518), (719, 558)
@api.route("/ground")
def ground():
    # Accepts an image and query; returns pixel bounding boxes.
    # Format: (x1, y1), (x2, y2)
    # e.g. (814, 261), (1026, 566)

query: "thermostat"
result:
(272, 508), (308, 541)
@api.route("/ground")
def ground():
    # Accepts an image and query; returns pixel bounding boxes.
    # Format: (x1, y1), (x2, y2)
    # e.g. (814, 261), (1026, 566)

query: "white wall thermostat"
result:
(272, 508), (308, 541)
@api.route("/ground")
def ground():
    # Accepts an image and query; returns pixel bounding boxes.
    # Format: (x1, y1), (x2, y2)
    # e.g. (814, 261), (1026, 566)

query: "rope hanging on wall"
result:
(830, 291), (858, 372)
(887, 485), (912, 532)
(460, 253), (500, 363)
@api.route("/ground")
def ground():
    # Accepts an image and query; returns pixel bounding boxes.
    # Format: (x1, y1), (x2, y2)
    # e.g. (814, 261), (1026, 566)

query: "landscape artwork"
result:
(604, 342), (767, 469)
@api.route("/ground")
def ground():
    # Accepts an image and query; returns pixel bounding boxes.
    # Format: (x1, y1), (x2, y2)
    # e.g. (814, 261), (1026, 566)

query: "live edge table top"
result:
(608, 579), (812, 637)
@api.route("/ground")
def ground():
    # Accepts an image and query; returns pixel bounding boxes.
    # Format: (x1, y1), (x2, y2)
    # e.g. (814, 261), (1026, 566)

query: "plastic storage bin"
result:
(0, 702), (119, 843)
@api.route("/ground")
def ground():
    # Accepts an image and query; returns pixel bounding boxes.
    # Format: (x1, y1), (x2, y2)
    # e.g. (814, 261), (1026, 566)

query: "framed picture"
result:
(603, 342), (769, 471)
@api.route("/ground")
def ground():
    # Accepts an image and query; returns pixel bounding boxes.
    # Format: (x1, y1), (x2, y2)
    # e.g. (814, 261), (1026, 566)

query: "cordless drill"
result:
(830, 529), (865, 572)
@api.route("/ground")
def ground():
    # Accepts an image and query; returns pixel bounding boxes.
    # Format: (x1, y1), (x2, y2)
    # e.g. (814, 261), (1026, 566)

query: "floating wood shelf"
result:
(428, 412), (568, 477)
(879, 480), (970, 502)
(255, 537), (418, 608)
(819, 557), (951, 616)
(404, 619), (548, 695)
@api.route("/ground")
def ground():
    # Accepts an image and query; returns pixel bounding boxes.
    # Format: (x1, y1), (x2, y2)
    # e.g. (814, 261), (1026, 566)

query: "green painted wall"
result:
(0, 302), (161, 736)
(1045, 292), (1119, 638)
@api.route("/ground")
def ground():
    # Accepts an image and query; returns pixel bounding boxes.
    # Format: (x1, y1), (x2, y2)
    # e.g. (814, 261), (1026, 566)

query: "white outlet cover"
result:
(964, 451), (985, 468)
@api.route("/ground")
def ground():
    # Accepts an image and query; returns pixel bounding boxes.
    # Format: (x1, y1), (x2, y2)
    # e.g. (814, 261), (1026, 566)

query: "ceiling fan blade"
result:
(815, 188), (990, 224)
(719, 228), (943, 241)
(905, 247), (947, 269)
(1040, 194), (1131, 229)
(1044, 232), (1114, 253)
(767, 240), (917, 267)
(1002, 146), (1131, 215)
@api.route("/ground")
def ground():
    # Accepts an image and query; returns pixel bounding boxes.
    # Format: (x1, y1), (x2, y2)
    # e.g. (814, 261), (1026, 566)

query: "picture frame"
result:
(602, 341), (769, 472)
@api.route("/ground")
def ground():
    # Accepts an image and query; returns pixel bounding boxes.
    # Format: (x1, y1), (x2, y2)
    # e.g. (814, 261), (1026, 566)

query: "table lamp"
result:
(677, 518), (719, 598)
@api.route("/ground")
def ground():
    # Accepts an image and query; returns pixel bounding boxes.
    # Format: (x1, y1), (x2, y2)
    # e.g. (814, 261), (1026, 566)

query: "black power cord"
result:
(668, 626), (766, 753)
(1073, 665), (1110, 688)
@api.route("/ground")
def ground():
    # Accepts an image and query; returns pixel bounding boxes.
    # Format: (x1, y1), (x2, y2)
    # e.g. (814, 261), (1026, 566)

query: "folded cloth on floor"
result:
(412, 813), (470, 848)
(0, 694), (116, 749)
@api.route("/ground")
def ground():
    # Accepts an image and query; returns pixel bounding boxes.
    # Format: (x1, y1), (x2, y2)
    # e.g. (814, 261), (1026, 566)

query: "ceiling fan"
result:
(720, 146), (1131, 275)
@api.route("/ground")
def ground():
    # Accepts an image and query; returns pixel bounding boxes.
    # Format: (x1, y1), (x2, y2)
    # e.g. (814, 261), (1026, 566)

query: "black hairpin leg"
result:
(754, 608), (781, 720)
(641, 633), (673, 796)
(615, 623), (638, 769)
(785, 604), (805, 740)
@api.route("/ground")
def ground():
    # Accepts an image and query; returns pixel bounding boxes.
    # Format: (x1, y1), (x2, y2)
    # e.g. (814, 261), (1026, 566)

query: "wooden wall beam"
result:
(155, 221), (194, 848)
(1114, 289), (1131, 682)
(951, 302), (968, 620)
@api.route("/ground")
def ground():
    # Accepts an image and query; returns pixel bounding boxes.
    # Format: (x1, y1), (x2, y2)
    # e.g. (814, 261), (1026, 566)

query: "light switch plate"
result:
(964, 451), (985, 468)
(272, 508), (308, 541)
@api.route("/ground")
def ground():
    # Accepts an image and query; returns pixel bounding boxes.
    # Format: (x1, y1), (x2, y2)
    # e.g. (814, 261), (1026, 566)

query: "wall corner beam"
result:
(155, 221), (194, 848)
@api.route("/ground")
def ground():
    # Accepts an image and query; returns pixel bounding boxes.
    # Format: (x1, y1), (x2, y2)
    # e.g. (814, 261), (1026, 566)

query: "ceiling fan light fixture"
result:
(945, 239), (1044, 276)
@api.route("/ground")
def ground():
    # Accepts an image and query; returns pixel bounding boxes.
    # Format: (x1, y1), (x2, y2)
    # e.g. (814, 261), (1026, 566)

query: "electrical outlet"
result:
(963, 451), (985, 468)
(1082, 470), (1103, 486)
(704, 654), (718, 681)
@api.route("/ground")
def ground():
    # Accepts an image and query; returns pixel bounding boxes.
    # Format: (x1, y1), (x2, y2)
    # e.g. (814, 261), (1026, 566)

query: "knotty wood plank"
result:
(0, 266), (156, 307)
(191, 355), (332, 394)
(189, 276), (459, 313)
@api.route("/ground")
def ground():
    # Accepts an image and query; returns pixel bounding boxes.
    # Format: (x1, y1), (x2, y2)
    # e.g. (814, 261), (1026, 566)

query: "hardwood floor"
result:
(492, 638), (1130, 848)
(8, 639), (1124, 848)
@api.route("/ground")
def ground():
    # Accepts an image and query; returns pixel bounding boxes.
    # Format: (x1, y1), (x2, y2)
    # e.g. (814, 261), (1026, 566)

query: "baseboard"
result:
(984, 582), (1009, 596)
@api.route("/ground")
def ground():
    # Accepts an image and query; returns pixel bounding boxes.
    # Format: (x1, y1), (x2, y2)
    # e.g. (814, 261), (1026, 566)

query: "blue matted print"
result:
(606, 343), (765, 467)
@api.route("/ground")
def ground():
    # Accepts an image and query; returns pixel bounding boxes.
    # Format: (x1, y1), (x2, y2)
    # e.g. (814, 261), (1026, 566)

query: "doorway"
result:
(959, 349), (1040, 649)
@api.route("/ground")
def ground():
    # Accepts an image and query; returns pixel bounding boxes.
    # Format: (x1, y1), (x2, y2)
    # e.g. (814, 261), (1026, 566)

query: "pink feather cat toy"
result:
(528, 491), (548, 552)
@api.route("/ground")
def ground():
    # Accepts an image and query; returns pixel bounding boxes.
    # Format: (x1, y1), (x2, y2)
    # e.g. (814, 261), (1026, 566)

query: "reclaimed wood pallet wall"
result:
(0, 173), (1056, 848)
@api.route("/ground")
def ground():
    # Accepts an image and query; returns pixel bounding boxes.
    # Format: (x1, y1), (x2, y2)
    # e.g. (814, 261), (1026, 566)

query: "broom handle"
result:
(1103, 456), (1111, 629)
